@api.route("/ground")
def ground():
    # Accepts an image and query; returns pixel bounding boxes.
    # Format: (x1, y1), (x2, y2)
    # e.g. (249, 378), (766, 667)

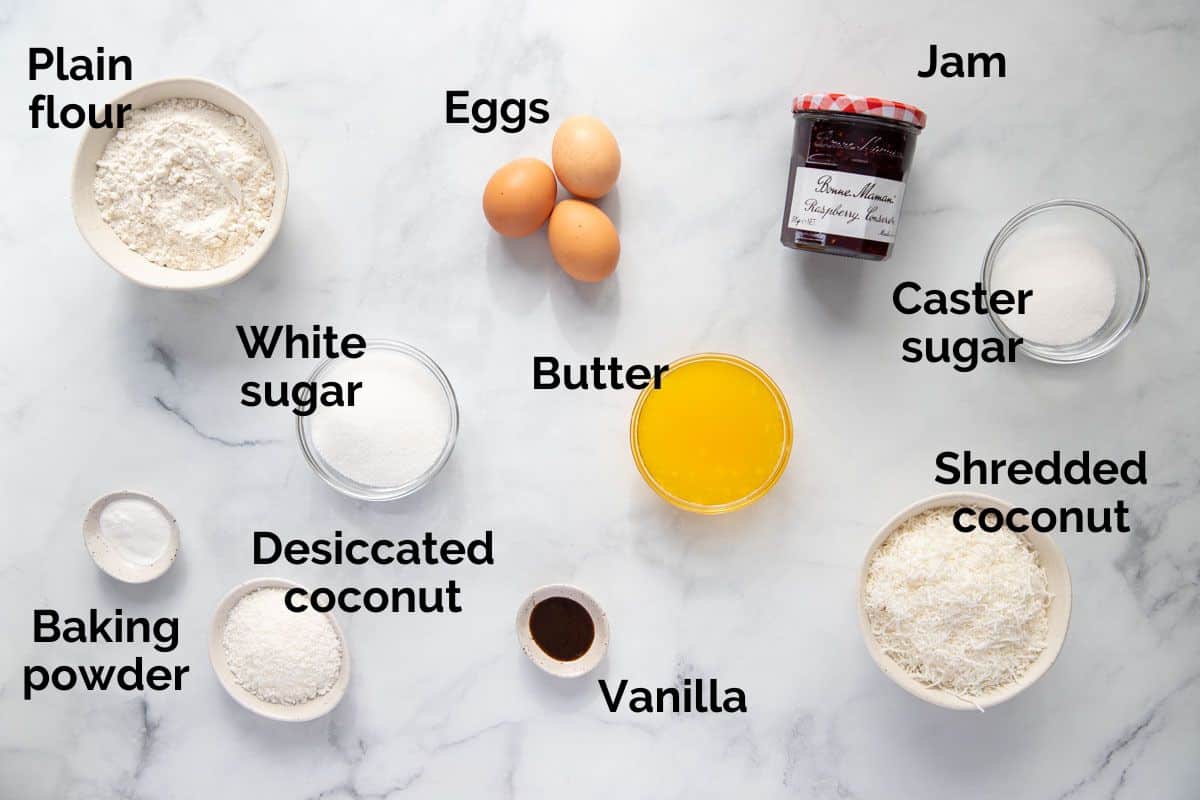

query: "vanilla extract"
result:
(529, 596), (594, 662)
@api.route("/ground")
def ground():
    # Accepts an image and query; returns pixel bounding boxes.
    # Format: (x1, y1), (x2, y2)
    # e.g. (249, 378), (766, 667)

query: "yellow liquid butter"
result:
(631, 354), (792, 513)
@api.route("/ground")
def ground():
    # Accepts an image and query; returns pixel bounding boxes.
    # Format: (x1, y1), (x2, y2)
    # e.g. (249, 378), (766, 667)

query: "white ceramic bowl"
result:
(82, 491), (180, 583)
(516, 584), (610, 678)
(209, 577), (350, 722)
(71, 77), (289, 290)
(857, 492), (1072, 711)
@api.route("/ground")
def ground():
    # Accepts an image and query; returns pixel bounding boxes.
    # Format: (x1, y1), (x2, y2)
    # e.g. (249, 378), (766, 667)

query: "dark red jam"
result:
(780, 100), (924, 261)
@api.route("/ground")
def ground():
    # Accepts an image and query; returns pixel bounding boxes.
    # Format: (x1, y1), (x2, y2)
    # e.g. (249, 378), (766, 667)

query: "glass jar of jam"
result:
(780, 93), (926, 261)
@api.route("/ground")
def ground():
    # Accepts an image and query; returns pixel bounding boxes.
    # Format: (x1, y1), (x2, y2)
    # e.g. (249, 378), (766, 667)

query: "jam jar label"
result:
(786, 167), (906, 244)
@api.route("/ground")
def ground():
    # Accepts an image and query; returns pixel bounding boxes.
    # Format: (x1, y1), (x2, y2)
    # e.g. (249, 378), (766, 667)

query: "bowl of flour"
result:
(72, 77), (289, 289)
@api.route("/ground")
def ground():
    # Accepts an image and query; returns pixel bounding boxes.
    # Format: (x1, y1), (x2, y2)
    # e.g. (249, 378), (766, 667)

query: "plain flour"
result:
(93, 97), (275, 270)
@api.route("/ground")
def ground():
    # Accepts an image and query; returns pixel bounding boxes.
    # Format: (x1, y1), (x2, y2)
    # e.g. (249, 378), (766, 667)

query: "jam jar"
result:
(780, 93), (926, 261)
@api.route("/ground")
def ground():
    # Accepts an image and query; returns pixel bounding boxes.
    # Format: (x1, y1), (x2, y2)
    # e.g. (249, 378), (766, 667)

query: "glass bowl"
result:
(629, 353), (793, 514)
(982, 199), (1148, 364)
(297, 340), (459, 501)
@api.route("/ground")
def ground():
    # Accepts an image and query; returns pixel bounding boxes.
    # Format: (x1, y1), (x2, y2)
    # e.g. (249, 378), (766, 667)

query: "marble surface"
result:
(1, 0), (1198, 797)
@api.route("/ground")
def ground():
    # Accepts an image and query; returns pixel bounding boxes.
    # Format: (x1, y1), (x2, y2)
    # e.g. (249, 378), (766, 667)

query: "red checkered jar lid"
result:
(792, 93), (927, 129)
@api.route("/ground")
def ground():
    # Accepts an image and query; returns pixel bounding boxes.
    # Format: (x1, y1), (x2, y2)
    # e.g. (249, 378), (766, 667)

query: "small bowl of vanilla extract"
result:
(516, 584), (609, 678)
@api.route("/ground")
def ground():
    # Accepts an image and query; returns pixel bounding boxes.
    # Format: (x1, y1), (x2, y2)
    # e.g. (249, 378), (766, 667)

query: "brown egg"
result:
(547, 199), (620, 282)
(552, 116), (621, 200)
(482, 158), (558, 237)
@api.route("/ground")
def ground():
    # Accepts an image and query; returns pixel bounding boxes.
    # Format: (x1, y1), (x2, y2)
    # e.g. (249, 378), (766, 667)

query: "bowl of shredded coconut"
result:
(72, 77), (288, 289)
(209, 577), (350, 722)
(858, 492), (1071, 711)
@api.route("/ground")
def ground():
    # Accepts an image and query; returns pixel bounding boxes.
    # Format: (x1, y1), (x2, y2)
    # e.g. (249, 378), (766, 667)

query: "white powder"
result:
(221, 588), (342, 705)
(93, 97), (275, 270)
(98, 496), (172, 566)
(311, 349), (453, 488)
(991, 224), (1117, 346)
(864, 507), (1051, 700)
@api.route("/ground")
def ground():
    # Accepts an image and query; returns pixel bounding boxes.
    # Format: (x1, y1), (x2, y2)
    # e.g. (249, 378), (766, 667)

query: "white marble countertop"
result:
(2, 0), (1198, 797)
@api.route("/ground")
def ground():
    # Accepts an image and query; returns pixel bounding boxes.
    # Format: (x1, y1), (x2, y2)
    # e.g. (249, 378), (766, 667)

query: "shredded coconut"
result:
(221, 587), (342, 705)
(93, 97), (275, 270)
(864, 506), (1051, 701)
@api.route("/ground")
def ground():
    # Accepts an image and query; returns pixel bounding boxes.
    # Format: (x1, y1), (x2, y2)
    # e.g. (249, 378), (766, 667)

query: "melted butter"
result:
(634, 356), (791, 511)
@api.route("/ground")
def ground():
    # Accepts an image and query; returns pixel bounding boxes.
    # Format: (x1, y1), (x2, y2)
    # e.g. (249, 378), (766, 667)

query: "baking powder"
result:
(98, 496), (171, 565)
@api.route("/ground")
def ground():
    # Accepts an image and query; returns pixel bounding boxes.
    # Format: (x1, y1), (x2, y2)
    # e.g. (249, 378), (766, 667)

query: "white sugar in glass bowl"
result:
(71, 77), (289, 290)
(982, 199), (1148, 364)
(297, 340), (460, 501)
(857, 492), (1071, 711)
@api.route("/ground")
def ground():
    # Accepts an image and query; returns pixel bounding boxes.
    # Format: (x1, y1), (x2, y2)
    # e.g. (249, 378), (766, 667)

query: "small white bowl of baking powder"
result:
(83, 491), (180, 583)
(71, 76), (289, 290)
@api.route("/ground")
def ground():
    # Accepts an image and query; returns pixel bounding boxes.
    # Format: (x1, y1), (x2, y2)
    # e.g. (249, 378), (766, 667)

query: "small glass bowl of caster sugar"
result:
(297, 340), (459, 501)
(983, 199), (1149, 364)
